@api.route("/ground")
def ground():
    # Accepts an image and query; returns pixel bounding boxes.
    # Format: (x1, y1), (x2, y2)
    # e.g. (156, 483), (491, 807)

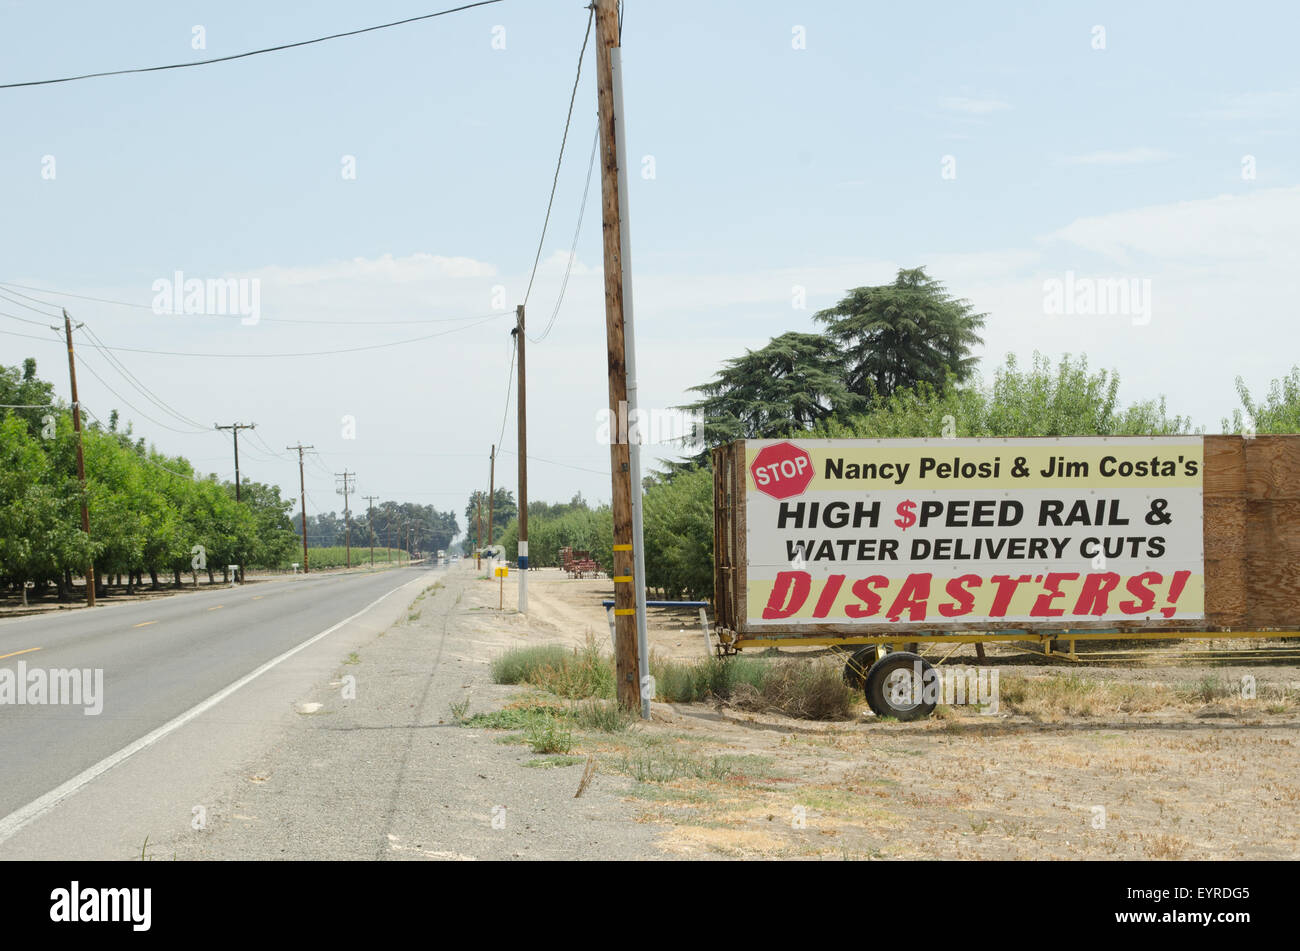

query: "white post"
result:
(518, 540), (528, 613)
(611, 48), (651, 720)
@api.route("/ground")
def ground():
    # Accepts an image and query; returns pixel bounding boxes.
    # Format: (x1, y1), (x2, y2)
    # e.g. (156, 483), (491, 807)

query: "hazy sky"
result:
(2, 1), (1297, 540)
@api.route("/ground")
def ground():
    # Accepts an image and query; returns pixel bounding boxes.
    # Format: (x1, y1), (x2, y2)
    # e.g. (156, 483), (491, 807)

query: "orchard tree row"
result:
(0, 358), (458, 604)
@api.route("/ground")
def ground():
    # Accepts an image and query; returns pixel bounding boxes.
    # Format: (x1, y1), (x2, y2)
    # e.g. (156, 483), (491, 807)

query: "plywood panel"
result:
(1245, 498), (1300, 627)
(1202, 436), (1245, 498)
(1244, 436), (1300, 500)
(1204, 497), (1247, 626)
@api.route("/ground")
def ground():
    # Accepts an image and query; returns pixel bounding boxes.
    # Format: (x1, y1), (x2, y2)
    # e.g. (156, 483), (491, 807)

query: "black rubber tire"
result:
(864, 651), (936, 721)
(841, 647), (879, 690)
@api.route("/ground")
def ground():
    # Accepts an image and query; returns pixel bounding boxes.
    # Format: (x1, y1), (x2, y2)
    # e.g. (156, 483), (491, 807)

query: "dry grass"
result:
(727, 659), (860, 721)
(492, 641), (861, 720)
(994, 673), (1300, 720)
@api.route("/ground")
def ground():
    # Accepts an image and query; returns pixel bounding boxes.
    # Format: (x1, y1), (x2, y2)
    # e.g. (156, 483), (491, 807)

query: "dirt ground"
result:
(479, 567), (1300, 860)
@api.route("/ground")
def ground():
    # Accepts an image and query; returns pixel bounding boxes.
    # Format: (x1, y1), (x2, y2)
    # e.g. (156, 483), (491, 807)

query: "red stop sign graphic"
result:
(751, 442), (814, 500)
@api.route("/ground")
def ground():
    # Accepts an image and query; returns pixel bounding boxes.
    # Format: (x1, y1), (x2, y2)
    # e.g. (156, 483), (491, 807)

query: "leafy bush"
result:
(818, 353), (1193, 439)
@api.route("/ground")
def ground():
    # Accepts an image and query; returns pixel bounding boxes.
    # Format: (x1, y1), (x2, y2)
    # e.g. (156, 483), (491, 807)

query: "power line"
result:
(78, 402), (205, 481)
(0, 308), (57, 328)
(59, 312), (507, 358)
(74, 349), (211, 435)
(497, 447), (608, 476)
(495, 338), (516, 451)
(530, 128), (599, 344)
(249, 428), (291, 460)
(0, 1), (506, 90)
(0, 325), (64, 343)
(0, 281), (515, 327)
(79, 324), (211, 432)
(523, 6), (595, 308)
(0, 289), (60, 318)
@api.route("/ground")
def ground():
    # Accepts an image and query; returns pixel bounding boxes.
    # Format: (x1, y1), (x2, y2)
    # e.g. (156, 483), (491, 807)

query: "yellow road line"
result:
(208, 605), (224, 611)
(0, 647), (41, 661)
(133, 620), (157, 628)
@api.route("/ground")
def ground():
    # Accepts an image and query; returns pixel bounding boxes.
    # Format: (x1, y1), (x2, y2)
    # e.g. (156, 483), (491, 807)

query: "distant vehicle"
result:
(437, 549), (447, 565)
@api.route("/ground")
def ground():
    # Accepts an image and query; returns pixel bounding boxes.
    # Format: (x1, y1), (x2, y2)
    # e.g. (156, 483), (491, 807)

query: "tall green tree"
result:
(463, 488), (516, 550)
(814, 266), (986, 401)
(681, 330), (859, 450)
(0, 415), (93, 603)
(0, 358), (57, 437)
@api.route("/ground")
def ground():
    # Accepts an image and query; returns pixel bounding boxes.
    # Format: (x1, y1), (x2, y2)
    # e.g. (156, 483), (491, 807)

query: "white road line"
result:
(0, 574), (424, 847)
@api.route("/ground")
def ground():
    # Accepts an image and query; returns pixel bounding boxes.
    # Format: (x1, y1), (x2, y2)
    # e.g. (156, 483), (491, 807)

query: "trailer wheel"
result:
(864, 651), (936, 721)
(841, 646), (879, 689)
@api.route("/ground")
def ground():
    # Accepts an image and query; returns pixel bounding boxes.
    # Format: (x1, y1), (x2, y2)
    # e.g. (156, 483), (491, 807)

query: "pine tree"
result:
(814, 266), (986, 400)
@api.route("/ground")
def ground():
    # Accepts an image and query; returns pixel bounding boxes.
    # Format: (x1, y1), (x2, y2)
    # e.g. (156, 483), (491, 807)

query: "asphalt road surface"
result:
(0, 566), (438, 825)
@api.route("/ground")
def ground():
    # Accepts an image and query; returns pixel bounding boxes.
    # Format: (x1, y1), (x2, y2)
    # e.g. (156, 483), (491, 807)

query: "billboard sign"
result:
(744, 437), (1204, 627)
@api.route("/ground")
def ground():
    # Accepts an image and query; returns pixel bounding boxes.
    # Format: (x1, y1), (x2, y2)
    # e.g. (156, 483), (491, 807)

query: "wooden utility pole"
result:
(514, 304), (529, 612)
(363, 495), (379, 566)
(595, 0), (640, 712)
(287, 443), (314, 573)
(487, 445), (496, 551)
(61, 310), (94, 606)
(609, 8), (651, 720)
(214, 422), (256, 502)
(335, 471), (355, 568)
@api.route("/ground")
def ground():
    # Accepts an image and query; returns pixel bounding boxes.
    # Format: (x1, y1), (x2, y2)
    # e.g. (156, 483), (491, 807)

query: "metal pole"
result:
(515, 305), (529, 613)
(612, 44), (650, 720)
(487, 445), (496, 551)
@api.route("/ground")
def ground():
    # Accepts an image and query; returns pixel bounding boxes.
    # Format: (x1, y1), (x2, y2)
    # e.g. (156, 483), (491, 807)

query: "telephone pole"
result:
(486, 445), (496, 550)
(595, 0), (642, 713)
(335, 471), (355, 568)
(514, 305), (529, 613)
(363, 495), (379, 566)
(287, 443), (315, 573)
(214, 422), (256, 501)
(60, 310), (94, 606)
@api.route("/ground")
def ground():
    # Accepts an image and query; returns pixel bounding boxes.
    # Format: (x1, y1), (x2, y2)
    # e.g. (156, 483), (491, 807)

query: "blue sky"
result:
(2, 0), (1297, 531)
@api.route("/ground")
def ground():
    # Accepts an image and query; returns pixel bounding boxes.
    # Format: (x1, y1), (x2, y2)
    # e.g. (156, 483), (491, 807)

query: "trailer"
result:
(712, 435), (1300, 720)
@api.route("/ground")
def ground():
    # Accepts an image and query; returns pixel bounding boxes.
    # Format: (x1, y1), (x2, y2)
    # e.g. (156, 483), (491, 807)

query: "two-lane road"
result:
(0, 565), (438, 824)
